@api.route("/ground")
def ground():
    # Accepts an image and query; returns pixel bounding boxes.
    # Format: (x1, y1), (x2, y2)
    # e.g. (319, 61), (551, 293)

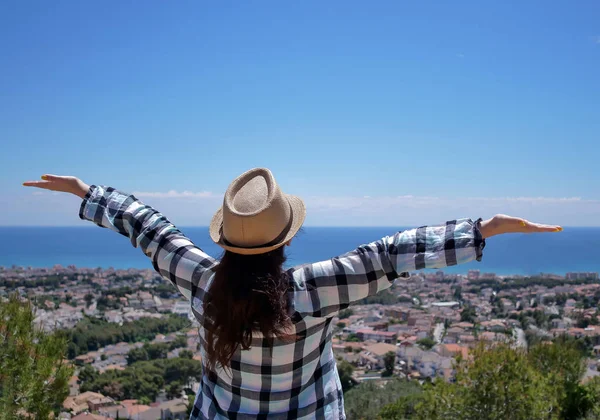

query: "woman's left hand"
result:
(23, 174), (90, 198)
(479, 214), (562, 239)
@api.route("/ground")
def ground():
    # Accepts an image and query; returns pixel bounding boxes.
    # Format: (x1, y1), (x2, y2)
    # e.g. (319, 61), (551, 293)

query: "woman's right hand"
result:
(479, 214), (562, 239)
(23, 174), (90, 199)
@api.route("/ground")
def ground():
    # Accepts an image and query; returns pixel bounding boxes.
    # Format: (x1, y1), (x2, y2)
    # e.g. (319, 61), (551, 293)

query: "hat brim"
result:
(209, 195), (306, 255)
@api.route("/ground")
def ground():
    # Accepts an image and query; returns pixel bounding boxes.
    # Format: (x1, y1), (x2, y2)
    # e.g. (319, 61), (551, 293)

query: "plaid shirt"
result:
(79, 185), (486, 420)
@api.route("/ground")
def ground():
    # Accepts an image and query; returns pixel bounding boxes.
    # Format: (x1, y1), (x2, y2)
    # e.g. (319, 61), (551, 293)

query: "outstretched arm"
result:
(291, 216), (561, 318)
(23, 175), (217, 301)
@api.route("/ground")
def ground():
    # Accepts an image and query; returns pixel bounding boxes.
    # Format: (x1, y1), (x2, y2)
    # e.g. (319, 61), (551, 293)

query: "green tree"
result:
(528, 337), (588, 419)
(577, 316), (591, 329)
(0, 294), (73, 419)
(127, 347), (149, 365)
(581, 377), (600, 419)
(187, 397), (195, 417)
(146, 343), (169, 360)
(81, 357), (202, 401)
(460, 305), (476, 323)
(556, 294), (567, 306)
(383, 351), (396, 377)
(127, 338), (188, 365)
(84, 293), (94, 308)
(452, 286), (463, 301)
(179, 349), (194, 359)
(153, 283), (178, 299)
(518, 312), (530, 330)
(170, 335), (188, 350)
(166, 382), (181, 400)
(379, 393), (423, 419)
(493, 298), (505, 316)
(532, 310), (549, 328)
(358, 290), (398, 305)
(415, 342), (559, 420)
(78, 365), (98, 384)
(337, 360), (357, 392)
(344, 379), (422, 420)
(416, 337), (436, 350)
(101, 381), (124, 400)
(339, 308), (354, 319)
(96, 296), (119, 311)
(65, 315), (190, 358)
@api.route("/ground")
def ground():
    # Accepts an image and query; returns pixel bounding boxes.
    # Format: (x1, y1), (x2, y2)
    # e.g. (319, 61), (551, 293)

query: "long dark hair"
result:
(204, 246), (292, 371)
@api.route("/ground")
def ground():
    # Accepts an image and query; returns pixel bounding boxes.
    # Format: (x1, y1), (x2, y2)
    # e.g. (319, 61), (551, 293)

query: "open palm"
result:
(479, 214), (562, 238)
(23, 174), (90, 198)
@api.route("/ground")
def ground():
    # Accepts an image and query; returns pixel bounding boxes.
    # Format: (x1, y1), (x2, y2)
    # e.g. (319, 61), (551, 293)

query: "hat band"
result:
(222, 201), (294, 250)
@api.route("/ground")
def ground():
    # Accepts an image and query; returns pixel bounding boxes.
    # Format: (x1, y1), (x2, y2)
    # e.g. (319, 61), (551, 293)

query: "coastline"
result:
(1, 262), (598, 279)
(1, 226), (599, 277)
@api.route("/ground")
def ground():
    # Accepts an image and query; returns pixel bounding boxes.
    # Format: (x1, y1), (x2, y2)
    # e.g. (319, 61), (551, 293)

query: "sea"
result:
(0, 226), (598, 276)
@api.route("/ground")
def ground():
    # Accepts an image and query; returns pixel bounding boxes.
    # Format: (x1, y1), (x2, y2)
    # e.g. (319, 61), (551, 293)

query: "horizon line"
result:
(0, 264), (597, 277)
(1, 225), (600, 229)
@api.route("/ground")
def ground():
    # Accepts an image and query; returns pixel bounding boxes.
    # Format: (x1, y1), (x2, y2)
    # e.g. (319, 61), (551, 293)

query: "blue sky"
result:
(1, 1), (599, 226)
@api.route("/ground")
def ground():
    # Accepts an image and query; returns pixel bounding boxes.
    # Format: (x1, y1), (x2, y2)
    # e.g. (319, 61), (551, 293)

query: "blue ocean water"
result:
(0, 226), (598, 276)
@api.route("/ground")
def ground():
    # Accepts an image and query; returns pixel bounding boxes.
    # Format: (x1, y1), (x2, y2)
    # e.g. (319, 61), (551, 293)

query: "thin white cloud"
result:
(464, 196), (585, 203)
(127, 190), (588, 205)
(593, 35), (600, 44)
(8, 192), (600, 226)
(132, 190), (216, 198)
(300, 194), (600, 226)
(305, 194), (592, 209)
(456, 53), (465, 58)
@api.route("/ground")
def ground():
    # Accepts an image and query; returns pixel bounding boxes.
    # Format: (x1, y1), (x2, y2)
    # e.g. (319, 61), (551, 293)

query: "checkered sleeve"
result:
(291, 219), (485, 318)
(78, 185), (217, 301)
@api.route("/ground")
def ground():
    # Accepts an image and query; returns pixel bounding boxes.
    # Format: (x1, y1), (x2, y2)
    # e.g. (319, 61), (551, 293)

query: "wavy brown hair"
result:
(204, 246), (292, 372)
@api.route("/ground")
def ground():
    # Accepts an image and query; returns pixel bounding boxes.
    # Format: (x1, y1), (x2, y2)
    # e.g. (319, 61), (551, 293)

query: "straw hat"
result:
(209, 168), (306, 255)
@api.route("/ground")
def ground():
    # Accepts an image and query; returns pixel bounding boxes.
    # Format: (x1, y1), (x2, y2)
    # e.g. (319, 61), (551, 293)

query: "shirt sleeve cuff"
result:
(473, 218), (486, 262)
(78, 184), (98, 221)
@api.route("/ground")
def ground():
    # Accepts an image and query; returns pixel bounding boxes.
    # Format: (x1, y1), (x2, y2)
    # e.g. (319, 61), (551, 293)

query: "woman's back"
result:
(193, 279), (343, 418)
